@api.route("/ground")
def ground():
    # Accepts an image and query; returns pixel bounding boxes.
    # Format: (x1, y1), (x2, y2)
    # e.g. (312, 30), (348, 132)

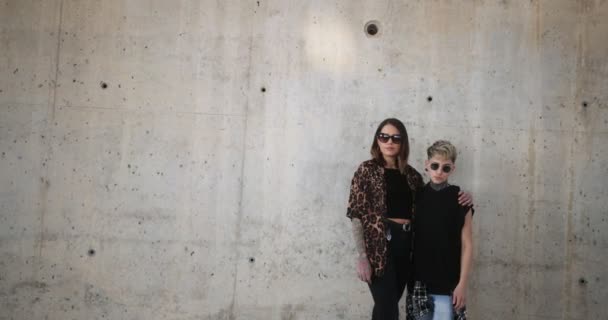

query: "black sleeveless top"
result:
(384, 168), (413, 219)
(413, 184), (470, 294)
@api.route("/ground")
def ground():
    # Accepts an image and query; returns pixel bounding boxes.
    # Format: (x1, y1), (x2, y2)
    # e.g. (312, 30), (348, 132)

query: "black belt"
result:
(384, 219), (412, 241)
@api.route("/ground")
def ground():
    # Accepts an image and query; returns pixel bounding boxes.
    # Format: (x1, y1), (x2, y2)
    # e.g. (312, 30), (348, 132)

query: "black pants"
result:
(368, 220), (412, 320)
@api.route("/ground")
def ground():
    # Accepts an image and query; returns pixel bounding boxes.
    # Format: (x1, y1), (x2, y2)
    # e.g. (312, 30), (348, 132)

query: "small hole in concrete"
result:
(249, 257), (255, 263)
(100, 82), (108, 89)
(261, 87), (266, 93)
(582, 101), (588, 108)
(88, 249), (96, 257)
(364, 21), (380, 37)
(427, 96), (433, 102)
(579, 277), (587, 285)
(367, 24), (378, 35)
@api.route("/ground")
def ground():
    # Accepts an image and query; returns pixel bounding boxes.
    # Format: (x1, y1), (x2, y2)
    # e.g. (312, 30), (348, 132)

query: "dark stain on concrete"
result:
(11, 281), (48, 294)
(579, 277), (588, 286)
(42, 178), (50, 189)
(280, 304), (305, 320)
(84, 284), (111, 307)
(208, 307), (232, 319)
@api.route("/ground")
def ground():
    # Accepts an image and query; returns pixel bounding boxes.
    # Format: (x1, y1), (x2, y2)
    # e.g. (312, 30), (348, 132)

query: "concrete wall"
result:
(1, 0), (607, 319)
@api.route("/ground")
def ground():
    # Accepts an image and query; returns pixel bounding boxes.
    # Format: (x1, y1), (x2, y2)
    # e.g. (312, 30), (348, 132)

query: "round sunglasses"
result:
(429, 162), (453, 173)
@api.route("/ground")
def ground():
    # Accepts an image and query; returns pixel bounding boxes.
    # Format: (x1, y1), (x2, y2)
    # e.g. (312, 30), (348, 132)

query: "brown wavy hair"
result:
(370, 118), (410, 174)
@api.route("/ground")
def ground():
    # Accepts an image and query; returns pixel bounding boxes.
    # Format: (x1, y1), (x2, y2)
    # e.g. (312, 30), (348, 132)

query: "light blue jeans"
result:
(429, 294), (453, 320)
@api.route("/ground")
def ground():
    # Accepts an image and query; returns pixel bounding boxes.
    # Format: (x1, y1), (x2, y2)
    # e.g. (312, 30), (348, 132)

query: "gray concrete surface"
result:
(1, 0), (607, 319)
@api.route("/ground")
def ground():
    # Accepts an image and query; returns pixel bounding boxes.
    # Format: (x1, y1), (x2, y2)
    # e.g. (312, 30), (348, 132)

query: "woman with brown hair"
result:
(346, 118), (472, 320)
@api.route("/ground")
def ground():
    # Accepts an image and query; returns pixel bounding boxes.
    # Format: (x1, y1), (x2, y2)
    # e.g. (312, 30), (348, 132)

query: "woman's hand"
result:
(457, 191), (473, 207)
(356, 255), (372, 283)
(452, 282), (466, 310)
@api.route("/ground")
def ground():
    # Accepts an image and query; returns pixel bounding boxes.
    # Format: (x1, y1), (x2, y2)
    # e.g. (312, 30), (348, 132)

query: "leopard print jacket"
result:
(346, 159), (423, 276)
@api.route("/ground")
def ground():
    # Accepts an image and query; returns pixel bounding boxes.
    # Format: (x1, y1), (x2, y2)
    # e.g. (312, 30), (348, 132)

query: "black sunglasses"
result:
(430, 162), (453, 173)
(377, 133), (402, 144)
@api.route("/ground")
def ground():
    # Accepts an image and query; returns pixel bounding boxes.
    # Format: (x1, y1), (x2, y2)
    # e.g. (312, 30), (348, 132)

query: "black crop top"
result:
(384, 168), (413, 219)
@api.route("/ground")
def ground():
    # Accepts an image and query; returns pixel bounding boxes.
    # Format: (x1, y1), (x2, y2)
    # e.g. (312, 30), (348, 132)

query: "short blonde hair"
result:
(427, 140), (457, 162)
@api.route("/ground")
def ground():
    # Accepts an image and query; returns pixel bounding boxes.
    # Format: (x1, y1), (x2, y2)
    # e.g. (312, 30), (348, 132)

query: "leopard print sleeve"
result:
(345, 160), (389, 276)
(346, 163), (368, 220)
